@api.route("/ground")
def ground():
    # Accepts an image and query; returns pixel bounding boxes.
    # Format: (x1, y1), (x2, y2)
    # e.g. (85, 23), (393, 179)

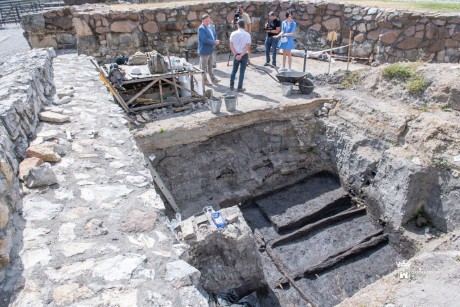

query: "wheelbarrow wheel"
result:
(299, 78), (315, 94)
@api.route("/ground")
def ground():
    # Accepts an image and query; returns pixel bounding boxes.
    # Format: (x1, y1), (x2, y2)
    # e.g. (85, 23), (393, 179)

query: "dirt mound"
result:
(322, 63), (460, 111)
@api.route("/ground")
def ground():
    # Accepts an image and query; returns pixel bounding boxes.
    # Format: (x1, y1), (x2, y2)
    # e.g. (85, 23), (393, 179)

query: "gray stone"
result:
(92, 254), (146, 281)
(178, 286), (208, 307)
(85, 219), (109, 237)
(22, 195), (63, 221)
(55, 96), (72, 105)
(165, 260), (201, 288)
(39, 111), (70, 123)
(120, 210), (158, 233)
(24, 163), (58, 188)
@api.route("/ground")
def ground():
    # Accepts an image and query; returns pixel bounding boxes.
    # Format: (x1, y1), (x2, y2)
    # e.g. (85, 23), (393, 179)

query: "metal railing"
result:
(0, 0), (64, 25)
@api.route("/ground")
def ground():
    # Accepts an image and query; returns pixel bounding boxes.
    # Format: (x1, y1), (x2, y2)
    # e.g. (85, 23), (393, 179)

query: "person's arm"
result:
(248, 22), (252, 33)
(273, 25), (281, 35)
(283, 22), (296, 37)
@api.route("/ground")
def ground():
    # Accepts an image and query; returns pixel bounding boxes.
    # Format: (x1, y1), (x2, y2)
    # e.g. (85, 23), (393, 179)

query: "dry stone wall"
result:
(0, 48), (55, 282)
(22, 1), (460, 63)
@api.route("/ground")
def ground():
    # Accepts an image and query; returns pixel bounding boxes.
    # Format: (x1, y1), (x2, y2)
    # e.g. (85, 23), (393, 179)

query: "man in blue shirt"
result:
(198, 14), (220, 85)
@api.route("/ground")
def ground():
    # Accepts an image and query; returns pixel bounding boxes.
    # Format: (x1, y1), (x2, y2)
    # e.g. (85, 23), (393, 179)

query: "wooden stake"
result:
(328, 39), (333, 76)
(347, 30), (353, 72)
(166, 50), (182, 106)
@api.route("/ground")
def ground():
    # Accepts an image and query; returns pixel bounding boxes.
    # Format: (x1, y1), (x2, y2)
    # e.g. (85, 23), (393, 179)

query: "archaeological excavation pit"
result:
(133, 101), (417, 306)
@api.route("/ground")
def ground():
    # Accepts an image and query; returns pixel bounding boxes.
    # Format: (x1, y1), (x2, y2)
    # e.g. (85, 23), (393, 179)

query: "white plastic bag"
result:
(280, 36), (288, 43)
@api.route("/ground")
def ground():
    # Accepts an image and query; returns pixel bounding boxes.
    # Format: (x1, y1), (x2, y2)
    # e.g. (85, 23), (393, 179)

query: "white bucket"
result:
(210, 97), (222, 114)
(281, 82), (293, 97)
(178, 75), (192, 97)
(223, 94), (237, 112)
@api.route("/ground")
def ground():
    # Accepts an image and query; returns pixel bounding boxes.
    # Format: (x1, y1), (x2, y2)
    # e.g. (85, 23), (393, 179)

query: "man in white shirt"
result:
(229, 19), (251, 92)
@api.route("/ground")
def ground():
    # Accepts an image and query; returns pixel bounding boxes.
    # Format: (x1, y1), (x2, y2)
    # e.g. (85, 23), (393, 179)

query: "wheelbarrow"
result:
(252, 66), (315, 95)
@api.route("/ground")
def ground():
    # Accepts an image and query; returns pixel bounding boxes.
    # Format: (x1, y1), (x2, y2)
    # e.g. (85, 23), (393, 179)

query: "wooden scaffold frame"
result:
(90, 59), (207, 113)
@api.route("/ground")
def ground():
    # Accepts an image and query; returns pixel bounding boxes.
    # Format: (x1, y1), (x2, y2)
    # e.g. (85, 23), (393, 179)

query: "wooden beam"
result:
(143, 155), (181, 213)
(126, 79), (159, 105)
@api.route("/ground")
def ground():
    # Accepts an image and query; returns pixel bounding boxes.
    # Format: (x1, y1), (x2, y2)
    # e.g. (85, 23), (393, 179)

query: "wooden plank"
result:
(166, 50), (182, 106)
(91, 59), (130, 113)
(129, 101), (175, 112)
(126, 79), (159, 105)
(143, 156), (181, 213)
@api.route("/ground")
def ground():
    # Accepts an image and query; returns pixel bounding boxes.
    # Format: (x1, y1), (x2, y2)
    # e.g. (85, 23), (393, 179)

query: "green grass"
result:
(454, 255), (460, 262)
(340, 70), (363, 88)
(433, 157), (448, 169)
(382, 63), (418, 80)
(414, 2), (460, 12)
(159, 128), (166, 133)
(407, 73), (429, 94)
(441, 105), (453, 112)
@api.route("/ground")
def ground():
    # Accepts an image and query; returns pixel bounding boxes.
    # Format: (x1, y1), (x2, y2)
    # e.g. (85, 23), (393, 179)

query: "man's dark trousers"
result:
(265, 36), (278, 66)
(230, 54), (248, 90)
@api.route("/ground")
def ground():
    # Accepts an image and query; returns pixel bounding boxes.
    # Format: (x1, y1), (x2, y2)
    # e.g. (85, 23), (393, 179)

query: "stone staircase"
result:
(242, 172), (404, 306)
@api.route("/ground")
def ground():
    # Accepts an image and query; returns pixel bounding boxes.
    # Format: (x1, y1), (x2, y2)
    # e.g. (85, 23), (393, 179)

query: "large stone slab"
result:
(39, 111), (70, 123)
(22, 195), (63, 221)
(165, 260), (201, 288)
(92, 254), (146, 281)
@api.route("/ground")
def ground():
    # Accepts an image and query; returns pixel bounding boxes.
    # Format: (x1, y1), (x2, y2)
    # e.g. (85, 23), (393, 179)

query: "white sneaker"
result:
(287, 68), (292, 72)
(279, 67), (287, 72)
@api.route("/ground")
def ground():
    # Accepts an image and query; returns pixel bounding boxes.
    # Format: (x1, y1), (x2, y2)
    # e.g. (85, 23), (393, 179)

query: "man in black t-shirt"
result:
(264, 11), (281, 67)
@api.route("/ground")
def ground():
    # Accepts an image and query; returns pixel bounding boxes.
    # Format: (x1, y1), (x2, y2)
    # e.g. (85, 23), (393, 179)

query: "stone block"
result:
(165, 260), (201, 288)
(26, 143), (61, 162)
(426, 39), (446, 53)
(0, 159), (13, 184)
(0, 200), (9, 230)
(111, 20), (140, 33)
(397, 37), (422, 49)
(39, 111), (70, 123)
(181, 218), (195, 240)
(72, 18), (93, 36)
(379, 29), (401, 44)
(120, 210), (157, 233)
(19, 157), (44, 181)
(368, 29), (380, 41)
(354, 33), (365, 43)
(24, 162), (58, 188)
(143, 21), (158, 34)
(53, 283), (94, 306)
(426, 23), (438, 39)
(323, 17), (340, 31)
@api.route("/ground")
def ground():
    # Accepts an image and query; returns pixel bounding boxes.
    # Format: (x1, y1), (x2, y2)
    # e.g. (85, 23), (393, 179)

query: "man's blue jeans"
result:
(265, 36), (279, 66)
(230, 54), (248, 90)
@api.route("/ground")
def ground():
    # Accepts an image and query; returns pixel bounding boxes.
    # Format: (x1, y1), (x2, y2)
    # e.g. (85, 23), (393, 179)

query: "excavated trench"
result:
(135, 105), (415, 306)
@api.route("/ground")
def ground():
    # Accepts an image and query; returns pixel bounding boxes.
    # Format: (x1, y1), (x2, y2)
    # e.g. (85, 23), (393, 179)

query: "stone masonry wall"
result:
(22, 1), (460, 63)
(0, 48), (55, 282)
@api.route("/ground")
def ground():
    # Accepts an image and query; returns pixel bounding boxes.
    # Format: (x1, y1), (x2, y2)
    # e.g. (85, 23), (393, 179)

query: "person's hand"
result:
(235, 54), (242, 61)
(214, 40), (220, 45)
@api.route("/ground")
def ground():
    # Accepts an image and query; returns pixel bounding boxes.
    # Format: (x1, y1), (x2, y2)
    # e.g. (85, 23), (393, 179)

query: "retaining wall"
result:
(0, 48), (55, 282)
(21, 1), (460, 63)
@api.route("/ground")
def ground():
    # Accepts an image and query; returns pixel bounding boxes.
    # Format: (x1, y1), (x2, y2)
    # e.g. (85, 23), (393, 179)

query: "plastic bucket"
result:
(210, 97), (222, 114)
(223, 94), (237, 112)
(178, 75), (192, 97)
(281, 82), (293, 97)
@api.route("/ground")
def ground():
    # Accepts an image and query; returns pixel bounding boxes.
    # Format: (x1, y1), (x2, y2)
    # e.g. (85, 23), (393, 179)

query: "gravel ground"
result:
(0, 24), (31, 63)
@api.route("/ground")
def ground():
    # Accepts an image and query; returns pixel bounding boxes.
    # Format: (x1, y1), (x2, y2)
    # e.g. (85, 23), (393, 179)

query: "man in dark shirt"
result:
(264, 11), (281, 67)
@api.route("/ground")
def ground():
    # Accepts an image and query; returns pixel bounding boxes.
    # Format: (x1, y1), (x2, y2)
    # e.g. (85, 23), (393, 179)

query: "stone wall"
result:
(22, 1), (460, 63)
(0, 48), (55, 282)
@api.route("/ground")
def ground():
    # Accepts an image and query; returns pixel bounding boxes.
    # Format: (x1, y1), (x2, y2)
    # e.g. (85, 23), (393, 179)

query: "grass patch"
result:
(441, 105), (452, 112)
(407, 73), (428, 94)
(382, 63), (418, 80)
(433, 157), (448, 169)
(340, 70), (363, 88)
(414, 2), (460, 12)
(159, 128), (166, 133)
